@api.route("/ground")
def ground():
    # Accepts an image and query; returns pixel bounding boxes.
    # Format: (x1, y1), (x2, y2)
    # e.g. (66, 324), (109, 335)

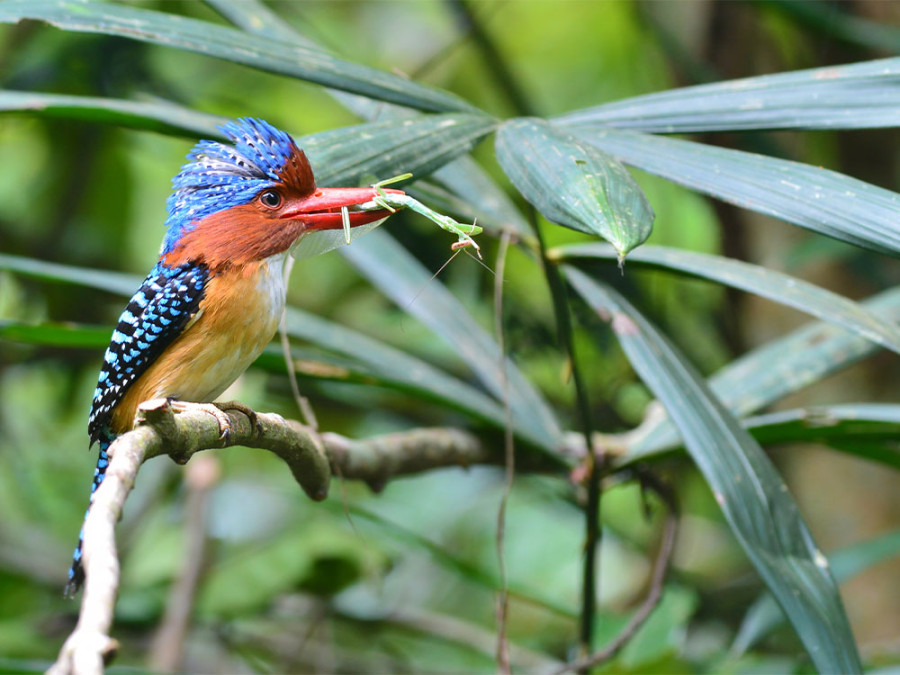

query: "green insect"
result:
(295, 173), (483, 262)
(363, 174), (484, 258)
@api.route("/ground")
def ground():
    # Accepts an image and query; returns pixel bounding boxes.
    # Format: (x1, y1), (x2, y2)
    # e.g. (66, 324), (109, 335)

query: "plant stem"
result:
(493, 231), (514, 674)
(555, 472), (678, 674)
(534, 224), (602, 656)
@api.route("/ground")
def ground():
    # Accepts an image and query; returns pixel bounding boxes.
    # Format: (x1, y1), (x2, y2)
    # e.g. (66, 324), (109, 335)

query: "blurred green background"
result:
(1, 1), (899, 672)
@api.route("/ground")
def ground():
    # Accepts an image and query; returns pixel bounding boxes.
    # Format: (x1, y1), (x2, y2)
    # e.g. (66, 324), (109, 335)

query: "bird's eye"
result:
(259, 190), (282, 209)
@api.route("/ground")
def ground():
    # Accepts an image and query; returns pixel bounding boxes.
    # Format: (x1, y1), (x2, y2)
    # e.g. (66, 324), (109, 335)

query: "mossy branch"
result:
(49, 398), (495, 675)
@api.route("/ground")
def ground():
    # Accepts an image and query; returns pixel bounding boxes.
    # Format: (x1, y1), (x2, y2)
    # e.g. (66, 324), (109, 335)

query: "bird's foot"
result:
(167, 399), (234, 446)
(163, 399), (259, 446)
(213, 400), (260, 440)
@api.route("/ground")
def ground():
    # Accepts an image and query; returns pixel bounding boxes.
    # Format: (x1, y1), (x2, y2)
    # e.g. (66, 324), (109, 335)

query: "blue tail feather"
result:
(65, 433), (114, 597)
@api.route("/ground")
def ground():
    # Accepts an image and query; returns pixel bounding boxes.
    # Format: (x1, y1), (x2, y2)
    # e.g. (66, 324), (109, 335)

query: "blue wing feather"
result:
(88, 262), (209, 443)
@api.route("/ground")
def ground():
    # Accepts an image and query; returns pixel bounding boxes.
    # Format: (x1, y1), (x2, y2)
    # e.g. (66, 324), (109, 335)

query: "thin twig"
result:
(553, 475), (679, 674)
(148, 453), (220, 671)
(280, 256), (320, 431)
(534, 224), (600, 657)
(493, 230), (514, 674)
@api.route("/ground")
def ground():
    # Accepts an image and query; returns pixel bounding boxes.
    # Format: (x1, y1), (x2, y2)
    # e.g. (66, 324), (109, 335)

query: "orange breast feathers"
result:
(109, 257), (288, 434)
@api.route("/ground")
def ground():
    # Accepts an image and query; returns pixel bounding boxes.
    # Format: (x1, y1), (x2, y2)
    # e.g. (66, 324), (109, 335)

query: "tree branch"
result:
(322, 426), (492, 492)
(48, 398), (509, 675)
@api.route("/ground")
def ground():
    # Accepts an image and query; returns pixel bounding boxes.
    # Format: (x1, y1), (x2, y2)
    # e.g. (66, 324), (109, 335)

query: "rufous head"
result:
(161, 118), (398, 270)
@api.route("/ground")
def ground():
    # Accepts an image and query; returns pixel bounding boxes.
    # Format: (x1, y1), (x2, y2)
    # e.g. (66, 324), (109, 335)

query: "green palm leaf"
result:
(555, 242), (900, 354)
(630, 286), (900, 459)
(0, 0), (478, 114)
(557, 56), (900, 132)
(732, 528), (900, 656)
(496, 118), (653, 258)
(570, 128), (900, 256)
(342, 230), (563, 453)
(565, 267), (862, 674)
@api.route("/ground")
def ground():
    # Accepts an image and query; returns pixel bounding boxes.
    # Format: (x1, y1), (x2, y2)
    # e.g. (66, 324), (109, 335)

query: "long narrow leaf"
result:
(766, 0), (900, 53)
(205, 0), (399, 121)
(496, 118), (653, 258)
(747, 404), (900, 447)
(0, 90), (223, 137)
(569, 128), (900, 256)
(746, 405), (900, 470)
(565, 266), (862, 674)
(0, 255), (549, 447)
(556, 56), (900, 132)
(0, 314), (520, 433)
(0, 320), (110, 348)
(622, 403), (900, 471)
(630, 286), (900, 458)
(208, 0), (527, 238)
(206, 0), (313, 44)
(304, 115), (497, 188)
(0, 0), (477, 114)
(282, 308), (521, 442)
(0, 94), (493, 190)
(341, 230), (563, 453)
(555, 242), (900, 354)
(732, 529), (900, 656)
(0, 253), (137, 295)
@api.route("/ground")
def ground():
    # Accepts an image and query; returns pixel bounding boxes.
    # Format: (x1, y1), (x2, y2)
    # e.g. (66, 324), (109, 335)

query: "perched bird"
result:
(67, 117), (399, 596)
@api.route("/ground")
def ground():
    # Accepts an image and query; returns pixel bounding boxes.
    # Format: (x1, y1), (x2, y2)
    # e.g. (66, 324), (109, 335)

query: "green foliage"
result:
(567, 269), (860, 672)
(1, 1), (899, 673)
(496, 118), (654, 257)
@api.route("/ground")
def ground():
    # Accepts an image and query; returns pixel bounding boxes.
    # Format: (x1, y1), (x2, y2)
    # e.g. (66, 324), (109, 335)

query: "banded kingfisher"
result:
(67, 117), (400, 596)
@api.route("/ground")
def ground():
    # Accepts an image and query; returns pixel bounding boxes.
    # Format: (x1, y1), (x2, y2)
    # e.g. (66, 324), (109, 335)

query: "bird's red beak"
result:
(281, 187), (404, 231)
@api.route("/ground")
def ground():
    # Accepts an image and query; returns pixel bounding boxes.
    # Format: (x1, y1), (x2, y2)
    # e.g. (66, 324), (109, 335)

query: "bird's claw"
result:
(213, 400), (260, 440)
(166, 400), (236, 446)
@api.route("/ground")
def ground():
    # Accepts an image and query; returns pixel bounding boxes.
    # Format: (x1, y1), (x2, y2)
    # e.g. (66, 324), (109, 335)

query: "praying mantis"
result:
(345, 173), (484, 258)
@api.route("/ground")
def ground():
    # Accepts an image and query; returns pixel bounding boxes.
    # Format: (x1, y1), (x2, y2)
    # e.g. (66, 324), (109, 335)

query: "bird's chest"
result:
(107, 256), (289, 433)
(165, 256), (288, 401)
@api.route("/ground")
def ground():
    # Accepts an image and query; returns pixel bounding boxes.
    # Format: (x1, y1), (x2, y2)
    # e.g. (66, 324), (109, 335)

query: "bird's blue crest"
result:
(162, 118), (300, 254)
